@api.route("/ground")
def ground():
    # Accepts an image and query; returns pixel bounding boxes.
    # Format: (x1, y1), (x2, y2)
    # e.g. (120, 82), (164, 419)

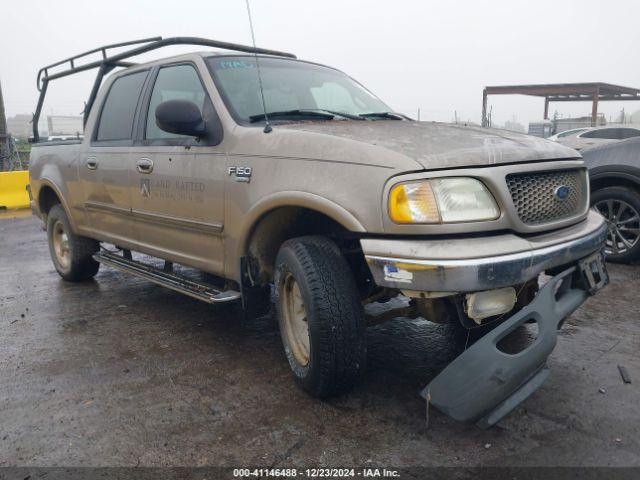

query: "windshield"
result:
(206, 56), (392, 123)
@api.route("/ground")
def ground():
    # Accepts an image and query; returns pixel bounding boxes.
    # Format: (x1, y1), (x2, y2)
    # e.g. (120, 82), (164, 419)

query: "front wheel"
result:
(592, 186), (640, 263)
(47, 204), (100, 281)
(274, 236), (366, 398)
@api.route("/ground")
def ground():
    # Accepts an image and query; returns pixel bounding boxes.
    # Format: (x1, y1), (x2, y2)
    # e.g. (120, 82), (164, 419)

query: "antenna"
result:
(245, 0), (272, 133)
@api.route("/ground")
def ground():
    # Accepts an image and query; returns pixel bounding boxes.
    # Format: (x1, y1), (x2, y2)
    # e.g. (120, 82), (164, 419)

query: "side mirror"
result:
(155, 100), (206, 137)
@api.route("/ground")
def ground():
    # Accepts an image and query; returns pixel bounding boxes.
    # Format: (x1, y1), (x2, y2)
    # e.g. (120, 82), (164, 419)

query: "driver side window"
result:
(146, 64), (207, 140)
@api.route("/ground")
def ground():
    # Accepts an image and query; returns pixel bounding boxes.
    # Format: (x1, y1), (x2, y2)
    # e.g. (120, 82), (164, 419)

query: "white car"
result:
(550, 126), (640, 151)
(47, 134), (84, 142)
(546, 128), (590, 142)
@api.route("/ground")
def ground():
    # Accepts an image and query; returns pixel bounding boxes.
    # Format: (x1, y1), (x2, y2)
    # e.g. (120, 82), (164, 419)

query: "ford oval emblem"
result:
(554, 185), (571, 201)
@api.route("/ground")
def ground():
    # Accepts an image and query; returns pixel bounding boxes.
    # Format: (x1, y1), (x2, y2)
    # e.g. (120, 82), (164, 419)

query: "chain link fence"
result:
(0, 135), (28, 172)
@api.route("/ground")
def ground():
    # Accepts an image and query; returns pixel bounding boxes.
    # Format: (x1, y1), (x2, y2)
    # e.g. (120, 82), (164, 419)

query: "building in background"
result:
(527, 120), (554, 138)
(503, 116), (525, 133)
(6, 114), (33, 139)
(47, 115), (83, 137)
(5, 114), (50, 140)
(553, 115), (606, 134)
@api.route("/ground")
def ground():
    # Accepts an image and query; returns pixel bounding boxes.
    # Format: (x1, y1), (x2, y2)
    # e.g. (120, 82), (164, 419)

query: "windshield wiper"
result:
(249, 109), (335, 123)
(358, 112), (405, 120)
(303, 109), (365, 121)
(249, 109), (367, 123)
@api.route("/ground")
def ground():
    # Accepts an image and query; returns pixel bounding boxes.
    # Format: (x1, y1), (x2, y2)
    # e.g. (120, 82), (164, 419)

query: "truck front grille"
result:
(506, 169), (588, 225)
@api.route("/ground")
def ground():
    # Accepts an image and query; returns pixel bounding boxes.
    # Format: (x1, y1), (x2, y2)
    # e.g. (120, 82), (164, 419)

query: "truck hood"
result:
(283, 121), (580, 170)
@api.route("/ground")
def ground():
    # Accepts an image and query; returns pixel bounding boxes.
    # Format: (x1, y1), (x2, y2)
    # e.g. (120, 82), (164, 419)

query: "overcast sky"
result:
(2, 0), (640, 126)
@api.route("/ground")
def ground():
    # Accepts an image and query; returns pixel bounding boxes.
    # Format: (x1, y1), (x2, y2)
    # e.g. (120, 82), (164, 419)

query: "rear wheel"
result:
(274, 236), (366, 398)
(47, 204), (100, 281)
(592, 186), (640, 263)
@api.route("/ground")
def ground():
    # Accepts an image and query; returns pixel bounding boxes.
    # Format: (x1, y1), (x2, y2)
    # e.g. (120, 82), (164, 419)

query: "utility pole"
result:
(0, 80), (8, 169)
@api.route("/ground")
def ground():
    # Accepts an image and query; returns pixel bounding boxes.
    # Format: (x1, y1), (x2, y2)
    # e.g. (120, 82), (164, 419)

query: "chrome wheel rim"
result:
(52, 220), (71, 269)
(281, 273), (310, 366)
(594, 199), (640, 256)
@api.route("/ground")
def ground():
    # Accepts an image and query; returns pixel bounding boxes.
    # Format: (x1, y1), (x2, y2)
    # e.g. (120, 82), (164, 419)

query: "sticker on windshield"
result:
(217, 60), (255, 69)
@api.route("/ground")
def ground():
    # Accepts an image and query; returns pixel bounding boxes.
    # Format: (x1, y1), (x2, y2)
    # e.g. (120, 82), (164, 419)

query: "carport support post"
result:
(543, 97), (549, 120)
(591, 86), (600, 127)
(482, 89), (488, 127)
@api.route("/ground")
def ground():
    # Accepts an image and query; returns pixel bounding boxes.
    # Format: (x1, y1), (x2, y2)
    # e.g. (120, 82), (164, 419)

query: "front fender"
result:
(237, 190), (366, 256)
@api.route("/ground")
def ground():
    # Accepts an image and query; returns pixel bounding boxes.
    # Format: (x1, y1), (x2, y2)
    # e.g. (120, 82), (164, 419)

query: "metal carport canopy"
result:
(481, 82), (640, 127)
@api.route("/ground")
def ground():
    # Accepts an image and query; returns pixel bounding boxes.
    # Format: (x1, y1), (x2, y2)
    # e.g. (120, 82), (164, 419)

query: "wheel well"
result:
(591, 176), (640, 196)
(244, 206), (365, 286)
(38, 186), (62, 215)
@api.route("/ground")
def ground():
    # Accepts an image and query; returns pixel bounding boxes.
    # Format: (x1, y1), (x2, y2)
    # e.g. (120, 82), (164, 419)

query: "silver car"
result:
(551, 125), (640, 151)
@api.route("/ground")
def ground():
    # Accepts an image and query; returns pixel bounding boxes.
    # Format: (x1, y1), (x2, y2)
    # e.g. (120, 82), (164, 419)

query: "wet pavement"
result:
(1, 214), (639, 467)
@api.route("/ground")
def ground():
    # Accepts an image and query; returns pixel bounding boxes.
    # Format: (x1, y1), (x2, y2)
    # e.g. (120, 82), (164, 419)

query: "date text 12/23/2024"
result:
(233, 468), (400, 478)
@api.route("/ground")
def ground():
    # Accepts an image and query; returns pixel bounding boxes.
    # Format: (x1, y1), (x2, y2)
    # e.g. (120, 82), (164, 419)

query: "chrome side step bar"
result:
(93, 251), (241, 304)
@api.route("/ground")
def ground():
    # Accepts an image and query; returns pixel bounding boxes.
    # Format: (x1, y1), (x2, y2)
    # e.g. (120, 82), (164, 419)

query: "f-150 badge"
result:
(228, 166), (252, 183)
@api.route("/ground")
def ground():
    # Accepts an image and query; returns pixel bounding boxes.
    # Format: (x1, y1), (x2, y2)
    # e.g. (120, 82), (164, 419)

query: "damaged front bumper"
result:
(422, 257), (607, 428)
(360, 211), (609, 427)
(362, 210), (608, 293)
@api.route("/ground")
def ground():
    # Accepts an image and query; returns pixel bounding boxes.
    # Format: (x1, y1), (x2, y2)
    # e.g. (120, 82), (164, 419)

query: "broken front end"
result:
(362, 210), (609, 428)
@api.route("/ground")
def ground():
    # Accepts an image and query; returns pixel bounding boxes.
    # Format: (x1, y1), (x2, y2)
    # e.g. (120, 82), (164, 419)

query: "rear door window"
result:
(95, 71), (148, 142)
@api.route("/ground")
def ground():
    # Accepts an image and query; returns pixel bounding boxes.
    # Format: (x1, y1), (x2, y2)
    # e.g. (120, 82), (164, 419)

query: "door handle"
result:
(136, 158), (154, 174)
(86, 158), (98, 170)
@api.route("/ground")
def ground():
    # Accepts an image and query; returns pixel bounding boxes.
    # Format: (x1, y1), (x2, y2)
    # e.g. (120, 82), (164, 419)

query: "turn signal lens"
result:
(389, 178), (499, 224)
(389, 182), (440, 223)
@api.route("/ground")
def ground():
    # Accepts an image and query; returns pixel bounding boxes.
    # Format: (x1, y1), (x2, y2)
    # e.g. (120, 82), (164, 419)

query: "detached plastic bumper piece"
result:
(421, 254), (608, 429)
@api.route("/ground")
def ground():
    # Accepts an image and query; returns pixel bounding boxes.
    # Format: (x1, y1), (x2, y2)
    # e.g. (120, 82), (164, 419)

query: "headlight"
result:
(389, 177), (500, 224)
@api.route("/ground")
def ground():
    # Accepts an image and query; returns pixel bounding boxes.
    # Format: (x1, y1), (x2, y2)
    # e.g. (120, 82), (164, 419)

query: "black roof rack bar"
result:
(32, 36), (297, 141)
(36, 37), (161, 91)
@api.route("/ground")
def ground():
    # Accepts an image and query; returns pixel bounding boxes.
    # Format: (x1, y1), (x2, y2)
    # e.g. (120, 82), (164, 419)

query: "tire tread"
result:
(275, 236), (366, 398)
(47, 204), (100, 281)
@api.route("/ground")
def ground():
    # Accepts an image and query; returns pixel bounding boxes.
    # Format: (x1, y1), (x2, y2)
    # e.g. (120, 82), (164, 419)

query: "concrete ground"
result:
(1, 213), (639, 468)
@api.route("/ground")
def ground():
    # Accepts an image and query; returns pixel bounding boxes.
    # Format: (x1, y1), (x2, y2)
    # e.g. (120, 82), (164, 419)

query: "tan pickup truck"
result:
(28, 37), (609, 427)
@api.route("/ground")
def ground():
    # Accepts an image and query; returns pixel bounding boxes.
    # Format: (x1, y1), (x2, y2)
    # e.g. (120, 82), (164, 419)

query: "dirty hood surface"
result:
(283, 121), (580, 170)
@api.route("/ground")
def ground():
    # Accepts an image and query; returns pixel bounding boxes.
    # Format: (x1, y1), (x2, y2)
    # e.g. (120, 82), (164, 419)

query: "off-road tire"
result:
(591, 186), (640, 263)
(274, 236), (366, 398)
(47, 204), (100, 281)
